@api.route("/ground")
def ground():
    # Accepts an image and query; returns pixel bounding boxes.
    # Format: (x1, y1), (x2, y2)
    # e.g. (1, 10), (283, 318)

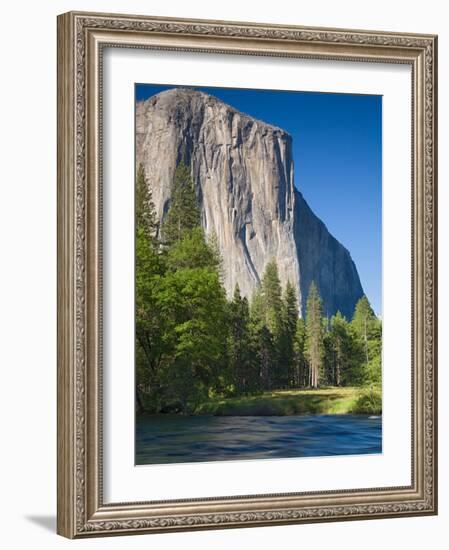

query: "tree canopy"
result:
(162, 159), (201, 244)
(135, 161), (382, 413)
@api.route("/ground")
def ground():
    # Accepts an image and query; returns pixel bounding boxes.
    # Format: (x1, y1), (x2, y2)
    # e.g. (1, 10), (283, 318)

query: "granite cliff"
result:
(136, 88), (363, 318)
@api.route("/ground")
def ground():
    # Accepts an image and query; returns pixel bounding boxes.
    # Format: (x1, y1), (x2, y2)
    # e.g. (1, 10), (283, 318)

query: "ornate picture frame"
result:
(57, 11), (437, 538)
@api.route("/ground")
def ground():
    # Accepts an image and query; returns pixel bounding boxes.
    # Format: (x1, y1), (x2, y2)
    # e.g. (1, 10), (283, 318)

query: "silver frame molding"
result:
(57, 11), (438, 538)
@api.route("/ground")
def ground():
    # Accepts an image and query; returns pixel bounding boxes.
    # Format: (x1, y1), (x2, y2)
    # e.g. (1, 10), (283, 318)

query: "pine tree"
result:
(135, 163), (166, 412)
(249, 286), (264, 324)
(207, 230), (225, 282)
(257, 325), (275, 391)
(260, 260), (283, 336)
(351, 296), (382, 385)
(278, 281), (298, 387)
(352, 296), (376, 369)
(166, 226), (217, 271)
(251, 260), (284, 387)
(326, 311), (352, 386)
(249, 286), (272, 391)
(323, 324), (334, 386)
(162, 160), (200, 244)
(228, 285), (254, 393)
(136, 163), (158, 241)
(157, 169), (230, 411)
(304, 281), (325, 388)
(293, 317), (306, 387)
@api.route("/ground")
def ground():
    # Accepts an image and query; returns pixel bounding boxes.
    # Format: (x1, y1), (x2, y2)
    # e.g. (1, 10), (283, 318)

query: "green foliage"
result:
(249, 286), (264, 326)
(248, 285), (271, 391)
(159, 266), (229, 412)
(260, 259), (283, 337)
(166, 226), (219, 271)
(277, 281), (299, 387)
(207, 230), (225, 281)
(135, 165), (166, 413)
(351, 385), (382, 415)
(255, 324), (276, 390)
(135, 159), (231, 413)
(228, 285), (257, 393)
(350, 296), (382, 385)
(249, 260), (291, 390)
(135, 161), (383, 415)
(196, 387), (372, 416)
(323, 312), (355, 386)
(162, 160), (201, 244)
(293, 318), (307, 387)
(305, 282), (325, 388)
(352, 295), (376, 338)
(136, 163), (158, 240)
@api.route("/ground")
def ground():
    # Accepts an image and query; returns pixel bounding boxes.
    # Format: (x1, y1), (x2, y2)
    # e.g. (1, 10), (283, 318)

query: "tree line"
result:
(136, 161), (382, 414)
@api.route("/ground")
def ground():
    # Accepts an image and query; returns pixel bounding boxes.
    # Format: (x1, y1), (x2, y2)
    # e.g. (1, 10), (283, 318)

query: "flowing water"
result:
(136, 414), (382, 465)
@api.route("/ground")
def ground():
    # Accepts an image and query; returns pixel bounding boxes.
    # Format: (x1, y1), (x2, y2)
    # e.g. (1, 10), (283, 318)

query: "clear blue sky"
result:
(136, 84), (382, 315)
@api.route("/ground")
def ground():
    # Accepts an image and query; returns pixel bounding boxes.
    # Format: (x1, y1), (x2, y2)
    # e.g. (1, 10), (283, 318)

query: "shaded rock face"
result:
(294, 192), (364, 319)
(136, 88), (363, 318)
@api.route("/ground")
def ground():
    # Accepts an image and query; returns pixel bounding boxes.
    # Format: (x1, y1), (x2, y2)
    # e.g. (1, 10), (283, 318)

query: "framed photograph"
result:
(57, 11), (438, 538)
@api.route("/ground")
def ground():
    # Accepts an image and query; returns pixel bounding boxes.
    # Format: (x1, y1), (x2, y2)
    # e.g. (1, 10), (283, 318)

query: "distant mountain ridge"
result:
(136, 87), (363, 318)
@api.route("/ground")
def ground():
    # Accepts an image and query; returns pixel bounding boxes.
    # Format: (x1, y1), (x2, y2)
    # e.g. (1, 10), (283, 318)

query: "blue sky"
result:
(136, 84), (382, 315)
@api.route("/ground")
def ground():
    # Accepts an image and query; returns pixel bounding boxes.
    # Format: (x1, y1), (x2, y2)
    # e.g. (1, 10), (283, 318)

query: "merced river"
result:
(136, 414), (382, 465)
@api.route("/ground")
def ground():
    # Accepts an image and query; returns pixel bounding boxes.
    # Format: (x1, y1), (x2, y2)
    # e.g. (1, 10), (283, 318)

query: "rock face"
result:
(136, 88), (363, 318)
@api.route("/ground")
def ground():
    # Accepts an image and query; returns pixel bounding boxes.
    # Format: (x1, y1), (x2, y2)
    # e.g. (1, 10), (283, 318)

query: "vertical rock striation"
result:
(293, 191), (364, 319)
(136, 87), (364, 318)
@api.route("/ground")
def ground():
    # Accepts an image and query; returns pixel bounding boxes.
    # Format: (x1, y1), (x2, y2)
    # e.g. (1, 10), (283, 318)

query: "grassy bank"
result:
(194, 386), (381, 416)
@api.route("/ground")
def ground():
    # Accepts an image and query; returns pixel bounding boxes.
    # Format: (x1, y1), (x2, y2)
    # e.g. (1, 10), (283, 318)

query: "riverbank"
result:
(194, 386), (381, 416)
